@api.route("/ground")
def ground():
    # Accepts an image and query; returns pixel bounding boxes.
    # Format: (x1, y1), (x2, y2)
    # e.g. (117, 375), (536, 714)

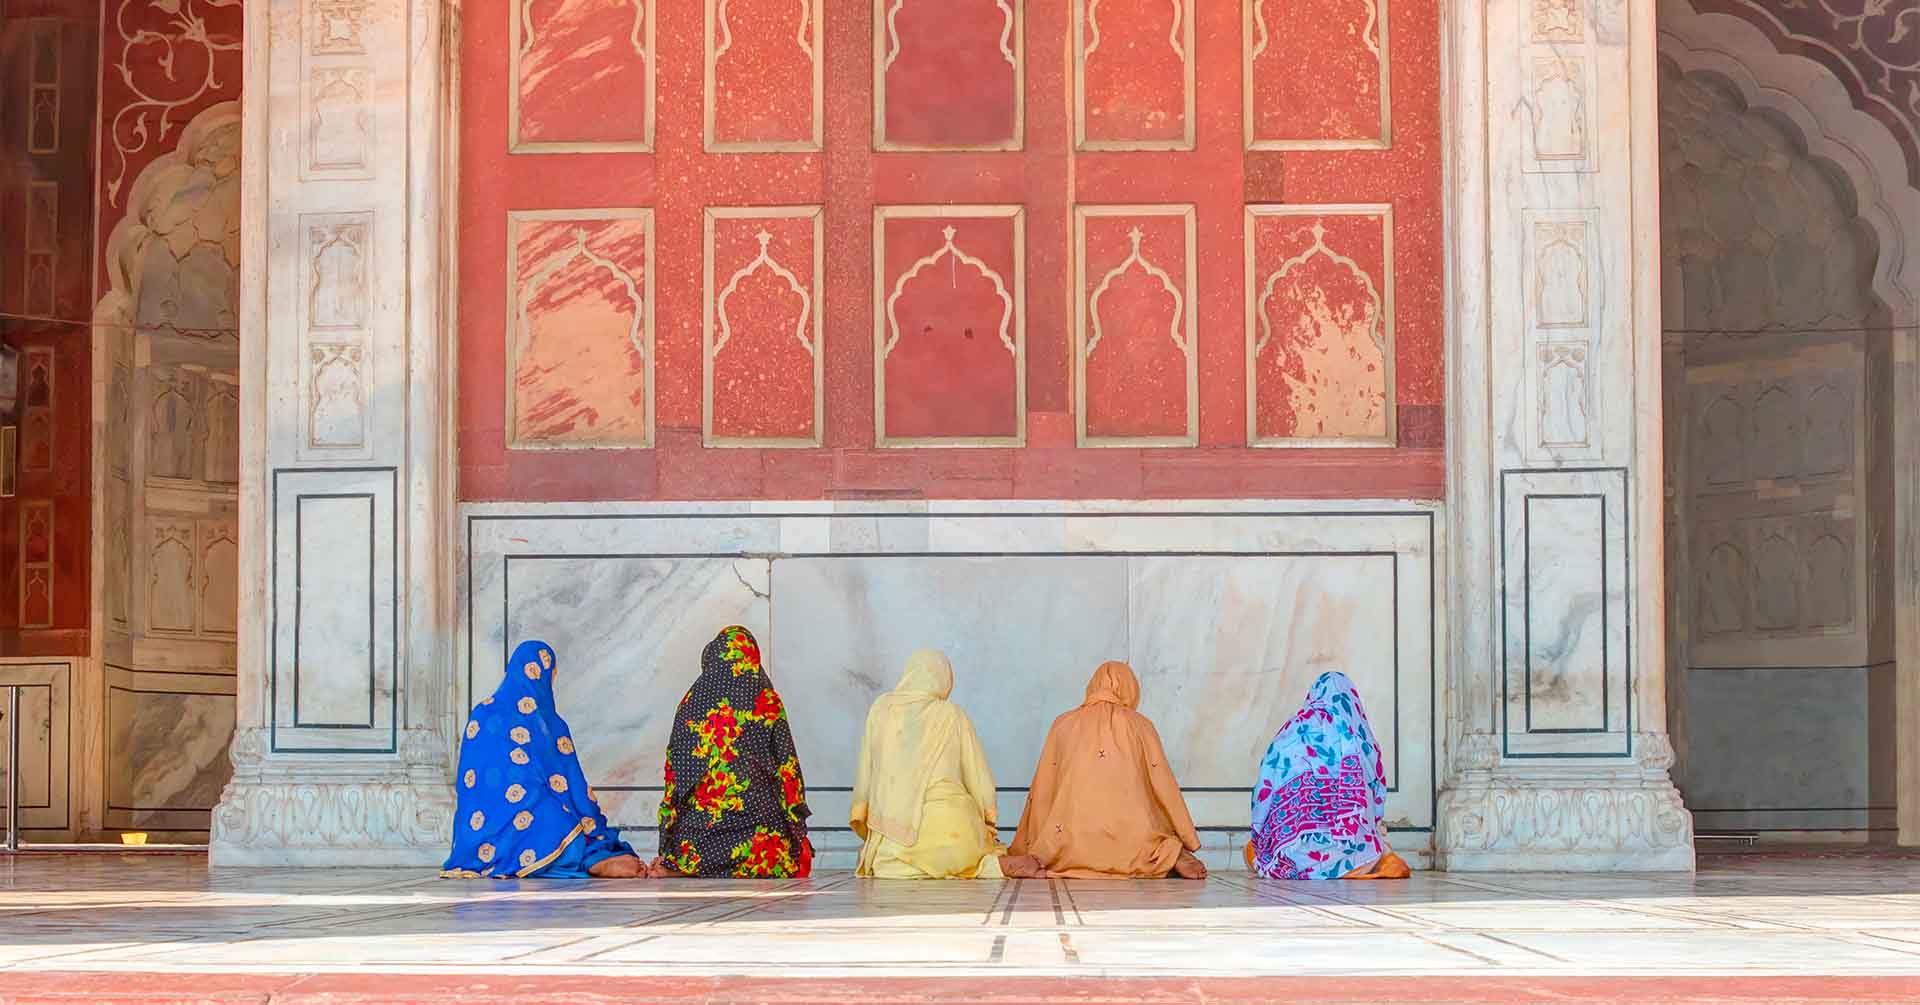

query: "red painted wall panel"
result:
(458, 0), (1445, 501)
(0, 1), (99, 657)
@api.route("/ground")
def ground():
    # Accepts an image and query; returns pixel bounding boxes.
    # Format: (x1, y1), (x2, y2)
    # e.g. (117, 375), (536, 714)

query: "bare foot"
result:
(999, 854), (1046, 879)
(648, 858), (691, 878)
(1172, 849), (1208, 880)
(588, 855), (646, 879)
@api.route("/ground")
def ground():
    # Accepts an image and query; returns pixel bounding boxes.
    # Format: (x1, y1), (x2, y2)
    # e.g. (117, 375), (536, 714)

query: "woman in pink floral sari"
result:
(1245, 671), (1410, 880)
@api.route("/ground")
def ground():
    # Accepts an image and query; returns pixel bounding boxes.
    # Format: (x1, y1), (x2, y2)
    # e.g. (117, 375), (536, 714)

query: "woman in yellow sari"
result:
(849, 650), (1041, 879)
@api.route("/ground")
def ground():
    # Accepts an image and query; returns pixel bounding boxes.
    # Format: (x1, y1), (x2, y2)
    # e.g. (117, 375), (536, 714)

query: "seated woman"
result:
(442, 640), (646, 879)
(652, 626), (813, 878)
(1010, 661), (1206, 879)
(1245, 670), (1410, 880)
(849, 650), (1041, 879)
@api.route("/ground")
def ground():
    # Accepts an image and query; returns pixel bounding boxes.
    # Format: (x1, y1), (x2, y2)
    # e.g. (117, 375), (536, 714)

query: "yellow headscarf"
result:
(849, 650), (998, 846)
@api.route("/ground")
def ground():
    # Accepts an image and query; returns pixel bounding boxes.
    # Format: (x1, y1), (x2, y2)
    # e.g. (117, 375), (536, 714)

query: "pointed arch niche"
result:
(86, 99), (243, 841)
(1657, 0), (1920, 845)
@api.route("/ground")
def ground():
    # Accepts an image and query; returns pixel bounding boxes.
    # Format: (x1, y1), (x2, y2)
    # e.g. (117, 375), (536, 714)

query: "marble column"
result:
(1435, 0), (1694, 869)
(209, 0), (458, 865)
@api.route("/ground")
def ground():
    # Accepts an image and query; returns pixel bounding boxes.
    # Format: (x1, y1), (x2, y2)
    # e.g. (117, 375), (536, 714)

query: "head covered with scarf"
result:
(1249, 670), (1389, 879)
(442, 639), (633, 878)
(851, 649), (999, 847)
(1009, 661), (1200, 878)
(656, 626), (812, 877)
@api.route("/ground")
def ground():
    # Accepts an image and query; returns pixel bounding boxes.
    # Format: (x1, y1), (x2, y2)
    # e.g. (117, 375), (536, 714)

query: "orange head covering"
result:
(1009, 661), (1200, 878)
(1083, 661), (1140, 708)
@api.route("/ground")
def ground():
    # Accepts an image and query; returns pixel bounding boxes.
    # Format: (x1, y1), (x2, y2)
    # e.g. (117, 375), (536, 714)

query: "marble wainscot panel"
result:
(1498, 469), (1632, 758)
(1682, 666), (1893, 835)
(105, 668), (237, 834)
(462, 501), (1441, 869)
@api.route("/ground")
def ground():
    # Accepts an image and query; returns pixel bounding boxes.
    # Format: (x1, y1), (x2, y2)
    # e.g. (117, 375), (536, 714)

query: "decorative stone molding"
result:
(1683, 0), (1919, 190)
(1660, 0), (1920, 849)
(212, 727), (454, 865)
(93, 102), (244, 339)
(211, 776), (452, 867)
(1661, 0), (1919, 326)
(1437, 782), (1694, 871)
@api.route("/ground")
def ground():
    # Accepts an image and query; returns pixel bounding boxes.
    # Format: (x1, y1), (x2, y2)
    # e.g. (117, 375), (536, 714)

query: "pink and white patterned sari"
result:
(1249, 671), (1391, 880)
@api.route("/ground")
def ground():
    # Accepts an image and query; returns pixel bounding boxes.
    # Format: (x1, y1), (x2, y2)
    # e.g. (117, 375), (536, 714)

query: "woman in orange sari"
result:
(1009, 661), (1206, 879)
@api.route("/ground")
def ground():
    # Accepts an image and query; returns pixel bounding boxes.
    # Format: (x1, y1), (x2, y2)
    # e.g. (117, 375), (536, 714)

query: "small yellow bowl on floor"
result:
(120, 833), (148, 846)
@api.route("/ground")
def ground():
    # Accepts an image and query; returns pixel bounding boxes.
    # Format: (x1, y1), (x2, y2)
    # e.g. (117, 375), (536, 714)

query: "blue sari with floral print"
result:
(441, 639), (635, 878)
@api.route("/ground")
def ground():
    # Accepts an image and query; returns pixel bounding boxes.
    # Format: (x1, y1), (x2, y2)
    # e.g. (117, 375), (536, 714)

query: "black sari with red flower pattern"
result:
(656, 626), (812, 877)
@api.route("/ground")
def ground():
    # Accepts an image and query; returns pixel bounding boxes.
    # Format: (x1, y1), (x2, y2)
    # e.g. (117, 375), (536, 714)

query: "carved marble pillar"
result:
(209, 0), (458, 865)
(1436, 0), (1693, 869)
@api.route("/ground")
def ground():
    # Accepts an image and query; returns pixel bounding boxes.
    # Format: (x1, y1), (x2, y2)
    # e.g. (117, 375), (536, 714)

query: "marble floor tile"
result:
(6, 856), (1920, 978)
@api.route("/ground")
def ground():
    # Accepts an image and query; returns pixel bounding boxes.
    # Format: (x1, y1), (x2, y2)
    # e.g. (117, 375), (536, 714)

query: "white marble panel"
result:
(459, 502), (1442, 860)
(270, 468), (397, 753)
(770, 554), (1132, 796)
(295, 496), (374, 726)
(0, 661), (69, 831)
(1127, 553), (1431, 830)
(1520, 495), (1608, 731)
(106, 671), (237, 832)
(1499, 468), (1632, 757)
(1681, 665), (1884, 834)
(475, 556), (770, 830)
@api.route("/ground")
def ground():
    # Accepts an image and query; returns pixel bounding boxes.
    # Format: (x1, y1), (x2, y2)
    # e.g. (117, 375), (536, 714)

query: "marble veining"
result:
(459, 503), (1441, 858)
(108, 688), (237, 820)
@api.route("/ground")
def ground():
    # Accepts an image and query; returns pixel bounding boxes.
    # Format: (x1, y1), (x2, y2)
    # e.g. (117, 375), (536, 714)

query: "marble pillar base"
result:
(209, 729), (456, 867)
(1435, 735), (1695, 872)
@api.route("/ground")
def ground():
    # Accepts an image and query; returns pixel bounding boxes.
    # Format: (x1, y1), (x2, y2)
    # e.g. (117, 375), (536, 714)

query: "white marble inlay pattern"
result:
(1498, 469), (1631, 757)
(270, 468), (398, 753)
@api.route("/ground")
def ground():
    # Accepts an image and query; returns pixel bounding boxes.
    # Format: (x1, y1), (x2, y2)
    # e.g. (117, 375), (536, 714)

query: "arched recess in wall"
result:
(90, 99), (241, 637)
(1659, 0), (1918, 325)
(1657, 0), (1919, 834)
(94, 101), (244, 339)
(85, 99), (244, 839)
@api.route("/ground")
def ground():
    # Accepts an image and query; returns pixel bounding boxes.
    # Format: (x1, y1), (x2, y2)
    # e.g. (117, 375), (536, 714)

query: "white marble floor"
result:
(4, 854), (1920, 978)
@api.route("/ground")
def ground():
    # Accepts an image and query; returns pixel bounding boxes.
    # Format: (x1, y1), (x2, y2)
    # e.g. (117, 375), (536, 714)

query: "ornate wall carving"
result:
(1690, 0), (1920, 189)
(96, 0), (242, 290)
(1660, 63), (1884, 333)
(875, 207), (1026, 446)
(877, 0), (1022, 150)
(706, 0), (820, 151)
(703, 208), (823, 445)
(1075, 205), (1198, 445)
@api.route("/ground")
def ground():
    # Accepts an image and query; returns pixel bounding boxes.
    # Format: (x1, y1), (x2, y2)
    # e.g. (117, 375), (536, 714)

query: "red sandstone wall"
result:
(0, 1), (99, 655)
(458, 0), (1444, 501)
(93, 0), (243, 293)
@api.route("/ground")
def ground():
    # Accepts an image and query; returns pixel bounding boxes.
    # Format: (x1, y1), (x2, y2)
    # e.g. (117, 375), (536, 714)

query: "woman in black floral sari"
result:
(652, 626), (813, 878)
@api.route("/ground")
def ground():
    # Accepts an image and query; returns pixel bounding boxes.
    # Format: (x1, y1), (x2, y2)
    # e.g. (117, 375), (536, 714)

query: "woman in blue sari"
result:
(442, 640), (646, 878)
